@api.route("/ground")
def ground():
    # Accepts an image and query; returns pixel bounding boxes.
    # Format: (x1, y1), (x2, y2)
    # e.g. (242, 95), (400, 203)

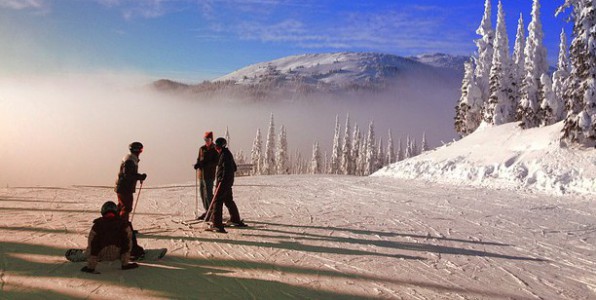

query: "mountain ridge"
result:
(152, 52), (468, 101)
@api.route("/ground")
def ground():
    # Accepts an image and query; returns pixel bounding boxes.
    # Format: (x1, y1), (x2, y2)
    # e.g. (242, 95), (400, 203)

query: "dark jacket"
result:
(115, 154), (143, 194)
(195, 144), (218, 181)
(89, 215), (131, 256)
(216, 147), (237, 190)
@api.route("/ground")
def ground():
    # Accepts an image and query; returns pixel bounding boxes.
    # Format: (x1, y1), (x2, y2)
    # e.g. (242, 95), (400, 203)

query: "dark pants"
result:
(117, 193), (134, 222)
(200, 177), (214, 211)
(210, 187), (241, 228)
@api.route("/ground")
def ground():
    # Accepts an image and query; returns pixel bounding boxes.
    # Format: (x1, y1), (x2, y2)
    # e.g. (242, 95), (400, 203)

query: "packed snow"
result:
(374, 121), (596, 196)
(0, 174), (594, 299)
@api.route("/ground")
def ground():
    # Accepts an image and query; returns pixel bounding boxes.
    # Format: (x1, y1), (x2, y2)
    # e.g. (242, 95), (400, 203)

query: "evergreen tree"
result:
(386, 129), (395, 164)
(405, 135), (412, 159)
(351, 124), (361, 175)
(310, 142), (323, 174)
(224, 126), (230, 147)
(340, 114), (352, 175)
(558, 0), (596, 145)
(250, 128), (262, 175)
(474, 0), (495, 104)
(485, 1), (516, 125)
(330, 115), (341, 174)
(455, 60), (483, 136)
(396, 138), (404, 161)
(363, 121), (376, 175)
(276, 125), (289, 174)
(553, 29), (571, 103)
(540, 74), (562, 126)
(264, 114), (276, 175)
(519, 0), (549, 129)
(512, 13), (526, 109)
(376, 138), (385, 170)
(421, 132), (429, 153)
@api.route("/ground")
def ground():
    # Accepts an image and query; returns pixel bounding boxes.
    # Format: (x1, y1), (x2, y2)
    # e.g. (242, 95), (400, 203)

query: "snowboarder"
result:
(194, 131), (219, 220)
(80, 201), (139, 273)
(206, 137), (247, 233)
(115, 141), (147, 222)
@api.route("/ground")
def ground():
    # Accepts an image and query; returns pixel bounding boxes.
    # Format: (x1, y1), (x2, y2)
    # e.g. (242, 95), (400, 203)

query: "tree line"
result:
(455, 0), (595, 146)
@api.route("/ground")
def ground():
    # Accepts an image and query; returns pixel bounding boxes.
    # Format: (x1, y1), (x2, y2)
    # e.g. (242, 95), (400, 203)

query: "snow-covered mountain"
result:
(408, 53), (470, 74)
(374, 121), (596, 196)
(153, 52), (466, 101)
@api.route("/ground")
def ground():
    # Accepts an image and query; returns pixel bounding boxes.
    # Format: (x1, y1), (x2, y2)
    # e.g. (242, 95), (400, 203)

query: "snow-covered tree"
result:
(376, 138), (384, 170)
(264, 114), (276, 175)
(351, 124), (361, 175)
(455, 60), (483, 136)
(552, 28), (571, 118)
(485, 1), (516, 125)
(396, 138), (404, 161)
(340, 114), (352, 175)
(276, 125), (289, 174)
(540, 74), (562, 126)
(404, 135), (412, 159)
(421, 132), (428, 153)
(512, 13), (526, 108)
(386, 129), (395, 164)
(224, 126), (230, 147)
(363, 121), (376, 175)
(474, 0), (495, 104)
(310, 142), (323, 174)
(235, 150), (245, 164)
(518, 0), (549, 129)
(329, 115), (341, 174)
(250, 128), (262, 175)
(558, 0), (596, 145)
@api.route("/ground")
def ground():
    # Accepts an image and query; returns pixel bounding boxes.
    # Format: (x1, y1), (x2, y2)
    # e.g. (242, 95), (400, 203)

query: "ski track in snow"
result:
(0, 175), (594, 299)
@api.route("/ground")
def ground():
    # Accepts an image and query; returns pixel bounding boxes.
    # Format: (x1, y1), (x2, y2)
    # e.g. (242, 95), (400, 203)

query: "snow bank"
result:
(373, 122), (596, 196)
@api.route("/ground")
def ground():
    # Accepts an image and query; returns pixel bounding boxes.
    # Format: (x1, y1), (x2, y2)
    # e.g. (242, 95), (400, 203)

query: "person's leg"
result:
(223, 189), (241, 223)
(117, 193), (134, 221)
(200, 177), (209, 211)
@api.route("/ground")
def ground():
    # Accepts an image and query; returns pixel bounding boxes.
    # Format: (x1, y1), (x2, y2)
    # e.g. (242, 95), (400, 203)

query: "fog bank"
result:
(0, 73), (458, 186)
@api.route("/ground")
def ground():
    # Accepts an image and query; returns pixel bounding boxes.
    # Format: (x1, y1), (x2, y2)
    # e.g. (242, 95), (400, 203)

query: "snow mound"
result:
(373, 122), (596, 196)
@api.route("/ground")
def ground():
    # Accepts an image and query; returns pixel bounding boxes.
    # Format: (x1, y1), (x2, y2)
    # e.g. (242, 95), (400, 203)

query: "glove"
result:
(139, 173), (147, 181)
(80, 266), (99, 274)
(194, 163), (200, 170)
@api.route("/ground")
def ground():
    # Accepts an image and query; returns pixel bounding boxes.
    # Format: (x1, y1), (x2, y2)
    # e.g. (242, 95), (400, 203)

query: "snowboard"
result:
(65, 248), (167, 263)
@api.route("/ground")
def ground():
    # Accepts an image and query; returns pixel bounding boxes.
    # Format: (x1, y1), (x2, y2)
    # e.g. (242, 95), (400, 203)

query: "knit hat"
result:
(204, 131), (213, 140)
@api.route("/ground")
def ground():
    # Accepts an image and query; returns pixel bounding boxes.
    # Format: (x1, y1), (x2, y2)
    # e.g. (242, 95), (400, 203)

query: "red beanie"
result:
(204, 131), (213, 140)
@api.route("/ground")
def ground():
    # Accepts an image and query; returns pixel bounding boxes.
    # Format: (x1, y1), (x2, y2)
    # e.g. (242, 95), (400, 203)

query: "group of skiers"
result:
(81, 131), (245, 273)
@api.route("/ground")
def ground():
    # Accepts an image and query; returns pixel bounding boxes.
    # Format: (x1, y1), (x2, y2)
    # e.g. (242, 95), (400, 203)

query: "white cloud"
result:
(0, 0), (46, 10)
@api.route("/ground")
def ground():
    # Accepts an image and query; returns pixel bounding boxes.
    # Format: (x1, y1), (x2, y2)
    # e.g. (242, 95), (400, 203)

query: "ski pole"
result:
(195, 170), (199, 218)
(130, 181), (144, 223)
(203, 182), (221, 224)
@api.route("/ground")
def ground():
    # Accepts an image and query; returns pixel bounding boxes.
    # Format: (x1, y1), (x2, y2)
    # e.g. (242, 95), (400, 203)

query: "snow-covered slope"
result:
(1, 175), (594, 299)
(374, 122), (596, 196)
(153, 52), (464, 101)
(215, 52), (440, 86)
(408, 53), (469, 74)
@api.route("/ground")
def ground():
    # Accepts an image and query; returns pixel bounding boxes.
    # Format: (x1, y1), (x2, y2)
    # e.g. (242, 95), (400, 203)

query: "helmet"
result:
(129, 142), (144, 152)
(214, 137), (227, 148)
(101, 201), (118, 216)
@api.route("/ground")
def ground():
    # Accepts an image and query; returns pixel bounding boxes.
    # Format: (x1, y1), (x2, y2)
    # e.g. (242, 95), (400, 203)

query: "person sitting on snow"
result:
(80, 201), (139, 273)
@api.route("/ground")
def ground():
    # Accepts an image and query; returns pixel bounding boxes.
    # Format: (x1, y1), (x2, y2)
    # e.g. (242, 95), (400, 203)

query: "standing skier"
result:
(194, 131), (219, 220)
(80, 201), (139, 273)
(115, 142), (147, 221)
(206, 137), (247, 233)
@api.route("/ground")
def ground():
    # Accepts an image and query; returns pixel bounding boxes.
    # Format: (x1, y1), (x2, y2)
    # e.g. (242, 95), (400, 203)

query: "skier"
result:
(206, 137), (247, 233)
(115, 141), (147, 222)
(193, 131), (219, 220)
(80, 201), (139, 273)
(114, 141), (146, 258)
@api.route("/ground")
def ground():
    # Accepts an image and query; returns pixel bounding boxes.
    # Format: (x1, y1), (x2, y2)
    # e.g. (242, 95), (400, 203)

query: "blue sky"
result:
(0, 0), (573, 82)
